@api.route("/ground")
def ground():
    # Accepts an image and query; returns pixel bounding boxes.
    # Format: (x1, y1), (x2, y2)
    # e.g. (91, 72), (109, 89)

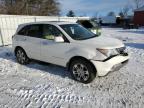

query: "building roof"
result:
(135, 6), (144, 12)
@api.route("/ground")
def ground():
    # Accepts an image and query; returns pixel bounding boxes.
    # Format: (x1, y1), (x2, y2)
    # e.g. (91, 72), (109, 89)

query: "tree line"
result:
(0, 0), (60, 16)
(0, 0), (143, 17)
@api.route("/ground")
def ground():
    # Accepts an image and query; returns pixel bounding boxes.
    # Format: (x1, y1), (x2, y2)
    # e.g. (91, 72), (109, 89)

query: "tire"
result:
(15, 48), (30, 65)
(70, 59), (96, 84)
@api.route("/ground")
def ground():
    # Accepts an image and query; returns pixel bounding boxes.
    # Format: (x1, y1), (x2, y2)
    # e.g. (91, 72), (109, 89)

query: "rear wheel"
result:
(15, 48), (30, 65)
(70, 59), (96, 84)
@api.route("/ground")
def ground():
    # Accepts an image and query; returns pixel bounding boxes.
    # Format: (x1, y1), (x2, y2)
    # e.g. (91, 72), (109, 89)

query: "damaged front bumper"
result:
(91, 53), (129, 76)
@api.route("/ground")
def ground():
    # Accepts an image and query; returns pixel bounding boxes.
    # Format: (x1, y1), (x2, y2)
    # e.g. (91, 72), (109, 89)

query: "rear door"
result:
(17, 24), (42, 60)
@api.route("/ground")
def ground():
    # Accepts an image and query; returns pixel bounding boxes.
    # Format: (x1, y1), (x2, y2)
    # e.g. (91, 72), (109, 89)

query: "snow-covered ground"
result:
(0, 27), (144, 108)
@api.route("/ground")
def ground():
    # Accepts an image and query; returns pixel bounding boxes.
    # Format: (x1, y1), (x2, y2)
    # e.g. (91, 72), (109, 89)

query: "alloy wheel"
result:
(72, 63), (90, 81)
(16, 49), (27, 64)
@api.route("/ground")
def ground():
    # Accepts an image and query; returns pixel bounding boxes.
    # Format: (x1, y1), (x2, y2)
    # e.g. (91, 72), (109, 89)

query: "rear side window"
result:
(27, 25), (42, 38)
(17, 24), (42, 38)
(17, 26), (28, 35)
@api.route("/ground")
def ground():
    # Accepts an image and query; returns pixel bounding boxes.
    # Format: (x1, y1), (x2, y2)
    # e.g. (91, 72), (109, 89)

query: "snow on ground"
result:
(102, 27), (144, 44)
(0, 27), (144, 108)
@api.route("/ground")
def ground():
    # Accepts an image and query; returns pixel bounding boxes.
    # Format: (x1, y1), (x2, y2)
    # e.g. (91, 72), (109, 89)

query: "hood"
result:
(74, 36), (124, 49)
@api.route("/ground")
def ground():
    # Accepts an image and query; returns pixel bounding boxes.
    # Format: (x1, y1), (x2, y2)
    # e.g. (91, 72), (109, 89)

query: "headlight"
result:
(116, 47), (126, 54)
(97, 48), (119, 57)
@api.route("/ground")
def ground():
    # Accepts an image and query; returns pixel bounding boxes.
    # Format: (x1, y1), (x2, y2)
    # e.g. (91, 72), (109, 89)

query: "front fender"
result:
(65, 46), (107, 62)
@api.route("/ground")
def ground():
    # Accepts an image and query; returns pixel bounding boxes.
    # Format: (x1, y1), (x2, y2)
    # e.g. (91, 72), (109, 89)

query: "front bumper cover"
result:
(91, 53), (129, 76)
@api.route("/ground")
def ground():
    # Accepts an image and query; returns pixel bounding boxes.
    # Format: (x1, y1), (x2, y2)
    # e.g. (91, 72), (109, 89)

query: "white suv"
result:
(12, 21), (129, 83)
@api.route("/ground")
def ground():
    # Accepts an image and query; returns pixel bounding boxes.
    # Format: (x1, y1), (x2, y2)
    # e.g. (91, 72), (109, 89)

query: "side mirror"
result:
(54, 36), (64, 43)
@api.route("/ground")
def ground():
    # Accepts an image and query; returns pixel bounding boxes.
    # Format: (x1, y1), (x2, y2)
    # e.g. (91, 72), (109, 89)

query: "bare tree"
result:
(0, 0), (60, 16)
(36, 0), (60, 16)
(122, 4), (130, 17)
(133, 0), (144, 9)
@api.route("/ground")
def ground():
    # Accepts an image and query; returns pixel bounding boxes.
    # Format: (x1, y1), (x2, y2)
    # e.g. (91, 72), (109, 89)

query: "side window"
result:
(27, 25), (42, 38)
(17, 26), (28, 35)
(42, 25), (63, 40)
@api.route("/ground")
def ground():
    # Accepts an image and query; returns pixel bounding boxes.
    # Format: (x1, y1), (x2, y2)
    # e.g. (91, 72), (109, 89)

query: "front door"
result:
(40, 24), (70, 66)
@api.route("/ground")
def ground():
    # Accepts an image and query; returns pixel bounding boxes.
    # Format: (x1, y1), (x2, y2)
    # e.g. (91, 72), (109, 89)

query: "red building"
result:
(134, 6), (144, 26)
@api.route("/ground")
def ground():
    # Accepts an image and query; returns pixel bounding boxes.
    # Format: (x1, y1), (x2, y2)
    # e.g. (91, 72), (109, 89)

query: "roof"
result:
(135, 6), (144, 12)
(19, 21), (76, 26)
(16, 21), (76, 33)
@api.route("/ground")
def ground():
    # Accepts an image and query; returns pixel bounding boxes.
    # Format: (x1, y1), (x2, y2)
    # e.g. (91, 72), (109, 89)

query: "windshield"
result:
(60, 24), (97, 40)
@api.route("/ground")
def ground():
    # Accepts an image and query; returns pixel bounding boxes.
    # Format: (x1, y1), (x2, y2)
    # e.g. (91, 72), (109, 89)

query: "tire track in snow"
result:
(6, 84), (87, 108)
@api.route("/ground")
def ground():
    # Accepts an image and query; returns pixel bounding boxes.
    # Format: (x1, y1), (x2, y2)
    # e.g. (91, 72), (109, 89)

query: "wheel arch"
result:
(67, 56), (97, 74)
(14, 46), (27, 57)
(15, 46), (23, 53)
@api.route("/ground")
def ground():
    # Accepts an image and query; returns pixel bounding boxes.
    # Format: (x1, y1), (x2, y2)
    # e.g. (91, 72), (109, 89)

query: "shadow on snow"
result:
(0, 47), (72, 79)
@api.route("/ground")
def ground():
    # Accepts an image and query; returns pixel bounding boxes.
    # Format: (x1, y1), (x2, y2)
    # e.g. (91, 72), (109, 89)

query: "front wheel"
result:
(70, 59), (96, 84)
(15, 48), (30, 65)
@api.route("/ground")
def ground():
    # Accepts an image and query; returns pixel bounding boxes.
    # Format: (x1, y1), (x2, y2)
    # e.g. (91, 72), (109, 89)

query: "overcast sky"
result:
(59, 0), (134, 16)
